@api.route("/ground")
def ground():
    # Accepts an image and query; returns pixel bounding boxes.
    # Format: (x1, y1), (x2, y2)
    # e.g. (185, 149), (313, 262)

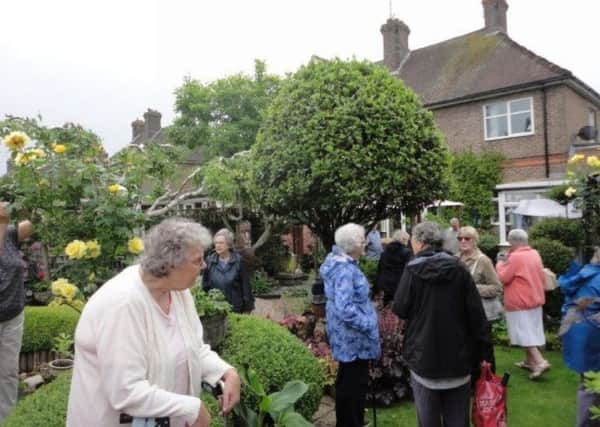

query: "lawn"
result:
(366, 346), (580, 426)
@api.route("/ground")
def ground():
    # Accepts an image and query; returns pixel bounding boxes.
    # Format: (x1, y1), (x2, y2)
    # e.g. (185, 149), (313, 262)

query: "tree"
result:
(251, 59), (448, 249)
(447, 150), (504, 228)
(169, 60), (281, 159)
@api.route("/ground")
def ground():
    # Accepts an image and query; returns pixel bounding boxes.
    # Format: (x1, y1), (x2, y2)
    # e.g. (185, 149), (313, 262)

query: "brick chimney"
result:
(380, 18), (410, 72)
(143, 109), (161, 139)
(483, 0), (508, 33)
(131, 118), (144, 141)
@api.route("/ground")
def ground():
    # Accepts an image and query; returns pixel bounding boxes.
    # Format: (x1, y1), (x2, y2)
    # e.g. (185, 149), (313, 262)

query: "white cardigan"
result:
(66, 265), (232, 426)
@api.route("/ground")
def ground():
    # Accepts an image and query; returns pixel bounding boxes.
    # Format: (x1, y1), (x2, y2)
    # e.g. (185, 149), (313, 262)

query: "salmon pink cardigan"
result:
(496, 246), (546, 311)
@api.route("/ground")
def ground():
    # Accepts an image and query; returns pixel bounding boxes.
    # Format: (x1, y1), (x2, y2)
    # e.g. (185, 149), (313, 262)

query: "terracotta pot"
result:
(48, 358), (73, 376)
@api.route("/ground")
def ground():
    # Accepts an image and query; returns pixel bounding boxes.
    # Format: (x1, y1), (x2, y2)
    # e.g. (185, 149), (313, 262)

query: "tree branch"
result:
(145, 186), (206, 217)
(251, 215), (274, 250)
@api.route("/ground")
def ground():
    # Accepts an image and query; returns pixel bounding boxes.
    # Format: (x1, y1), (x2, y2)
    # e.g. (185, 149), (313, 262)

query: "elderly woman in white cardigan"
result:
(67, 218), (240, 427)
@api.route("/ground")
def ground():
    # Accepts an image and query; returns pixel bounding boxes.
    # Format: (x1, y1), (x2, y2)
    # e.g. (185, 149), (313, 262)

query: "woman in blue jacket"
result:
(320, 223), (381, 427)
(559, 247), (600, 427)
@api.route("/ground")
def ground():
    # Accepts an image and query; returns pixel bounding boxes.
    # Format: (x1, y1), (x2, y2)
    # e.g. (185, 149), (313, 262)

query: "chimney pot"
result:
(143, 109), (162, 139)
(483, 0), (508, 33)
(131, 119), (145, 141)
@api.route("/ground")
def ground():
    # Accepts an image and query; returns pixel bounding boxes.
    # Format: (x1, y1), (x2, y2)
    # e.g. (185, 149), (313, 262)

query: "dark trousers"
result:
(411, 379), (471, 427)
(335, 359), (369, 427)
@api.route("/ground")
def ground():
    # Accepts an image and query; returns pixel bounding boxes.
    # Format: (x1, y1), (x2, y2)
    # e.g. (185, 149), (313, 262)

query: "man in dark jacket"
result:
(392, 221), (491, 427)
(374, 229), (411, 305)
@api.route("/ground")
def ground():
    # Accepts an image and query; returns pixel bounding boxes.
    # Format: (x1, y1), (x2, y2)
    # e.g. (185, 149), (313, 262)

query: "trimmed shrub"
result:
(4, 371), (225, 427)
(531, 238), (574, 275)
(22, 306), (80, 353)
(4, 373), (72, 427)
(220, 314), (324, 420)
(529, 218), (584, 249)
(478, 233), (500, 264)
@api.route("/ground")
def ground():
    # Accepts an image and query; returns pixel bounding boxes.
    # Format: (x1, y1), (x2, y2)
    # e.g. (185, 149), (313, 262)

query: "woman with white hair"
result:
(202, 228), (254, 313)
(496, 228), (549, 379)
(67, 218), (240, 427)
(320, 223), (381, 427)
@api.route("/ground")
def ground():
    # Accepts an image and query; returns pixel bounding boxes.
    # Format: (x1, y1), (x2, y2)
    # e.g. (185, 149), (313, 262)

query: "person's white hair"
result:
(214, 228), (234, 248)
(140, 217), (212, 278)
(412, 222), (443, 248)
(507, 228), (529, 245)
(392, 229), (410, 243)
(335, 223), (365, 254)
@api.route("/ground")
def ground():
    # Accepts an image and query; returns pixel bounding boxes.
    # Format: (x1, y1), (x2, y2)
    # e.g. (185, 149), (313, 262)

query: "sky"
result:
(1, 0), (599, 173)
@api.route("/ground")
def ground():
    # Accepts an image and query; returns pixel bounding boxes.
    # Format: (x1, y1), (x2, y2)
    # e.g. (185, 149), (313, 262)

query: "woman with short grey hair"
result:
(497, 228), (549, 379)
(375, 229), (412, 304)
(67, 217), (240, 427)
(320, 223), (380, 427)
(202, 228), (253, 313)
(412, 221), (444, 248)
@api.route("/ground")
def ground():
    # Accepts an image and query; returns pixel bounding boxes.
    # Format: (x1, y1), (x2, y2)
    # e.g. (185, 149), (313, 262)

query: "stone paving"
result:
(312, 395), (336, 426)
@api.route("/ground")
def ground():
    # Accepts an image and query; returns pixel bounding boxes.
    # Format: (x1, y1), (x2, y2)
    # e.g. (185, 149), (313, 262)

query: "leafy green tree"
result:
(447, 150), (504, 228)
(170, 60), (281, 159)
(251, 59), (448, 249)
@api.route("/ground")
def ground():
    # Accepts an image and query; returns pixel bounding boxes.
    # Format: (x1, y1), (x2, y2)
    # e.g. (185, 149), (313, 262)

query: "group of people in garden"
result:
(0, 196), (599, 427)
(321, 218), (600, 427)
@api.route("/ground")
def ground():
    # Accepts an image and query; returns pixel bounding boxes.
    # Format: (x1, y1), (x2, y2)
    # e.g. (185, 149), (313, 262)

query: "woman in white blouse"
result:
(67, 218), (240, 427)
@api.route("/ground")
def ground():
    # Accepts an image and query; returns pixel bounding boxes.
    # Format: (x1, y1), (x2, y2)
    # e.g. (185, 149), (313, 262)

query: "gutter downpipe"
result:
(542, 87), (550, 178)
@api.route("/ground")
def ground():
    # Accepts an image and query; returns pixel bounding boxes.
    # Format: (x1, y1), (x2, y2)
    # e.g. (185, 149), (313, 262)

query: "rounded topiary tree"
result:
(251, 58), (448, 249)
(220, 314), (324, 420)
(531, 238), (574, 275)
(528, 218), (584, 249)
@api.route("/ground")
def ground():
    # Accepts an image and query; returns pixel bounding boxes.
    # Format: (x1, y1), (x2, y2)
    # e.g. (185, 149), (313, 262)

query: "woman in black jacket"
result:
(392, 221), (491, 427)
(374, 229), (412, 305)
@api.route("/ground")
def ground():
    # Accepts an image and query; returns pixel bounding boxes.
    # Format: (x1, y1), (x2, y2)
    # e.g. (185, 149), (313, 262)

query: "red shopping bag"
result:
(471, 362), (508, 427)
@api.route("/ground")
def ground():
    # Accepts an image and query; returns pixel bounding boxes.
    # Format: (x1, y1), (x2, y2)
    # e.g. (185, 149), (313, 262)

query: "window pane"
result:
(510, 99), (531, 113)
(486, 117), (508, 138)
(511, 112), (532, 134)
(485, 102), (507, 116)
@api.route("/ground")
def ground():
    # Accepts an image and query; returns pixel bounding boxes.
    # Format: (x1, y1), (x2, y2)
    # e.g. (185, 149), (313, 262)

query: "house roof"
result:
(393, 29), (600, 108)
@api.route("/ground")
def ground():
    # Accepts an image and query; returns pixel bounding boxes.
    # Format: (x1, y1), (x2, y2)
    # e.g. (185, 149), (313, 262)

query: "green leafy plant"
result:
(584, 371), (600, 420)
(479, 233), (500, 264)
(251, 270), (276, 296)
(234, 365), (312, 427)
(21, 306), (80, 353)
(52, 332), (74, 359)
(191, 287), (232, 317)
(358, 258), (378, 286)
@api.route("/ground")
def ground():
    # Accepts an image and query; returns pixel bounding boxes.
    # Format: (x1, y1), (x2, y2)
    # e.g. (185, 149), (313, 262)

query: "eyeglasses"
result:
(457, 236), (472, 242)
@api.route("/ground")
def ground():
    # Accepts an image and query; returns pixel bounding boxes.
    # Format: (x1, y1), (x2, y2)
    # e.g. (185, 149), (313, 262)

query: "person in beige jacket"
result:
(458, 226), (503, 372)
(67, 218), (240, 427)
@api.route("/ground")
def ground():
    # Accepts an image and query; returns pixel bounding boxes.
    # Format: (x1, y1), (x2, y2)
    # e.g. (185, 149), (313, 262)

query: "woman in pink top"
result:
(496, 229), (550, 380)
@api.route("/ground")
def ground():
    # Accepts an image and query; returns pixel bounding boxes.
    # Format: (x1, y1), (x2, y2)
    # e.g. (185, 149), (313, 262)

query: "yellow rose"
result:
(39, 179), (50, 186)
(29, 148), (46, 158)
(587, 155), (600, 168)
(61, 283), (78, 300)
(3, 131), (29, 151)
(565, 186), (577, 197)
(85, 240), (101, 258)
(65, 240), (87, 259)
(568, 154), (585, 164)
(51, 278), (70, 296)
(128, 237), (144, 254)
(14, 152), (30, 166)
(53, 144), (66, 154)
(108, 184), (127, 195)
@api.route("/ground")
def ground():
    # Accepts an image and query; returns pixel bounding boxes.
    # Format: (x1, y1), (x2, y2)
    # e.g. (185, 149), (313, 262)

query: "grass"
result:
(366, 346), (580, 426)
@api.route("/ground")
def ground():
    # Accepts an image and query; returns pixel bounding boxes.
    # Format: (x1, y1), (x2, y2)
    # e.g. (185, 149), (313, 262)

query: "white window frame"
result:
(483, 97), (535, 141)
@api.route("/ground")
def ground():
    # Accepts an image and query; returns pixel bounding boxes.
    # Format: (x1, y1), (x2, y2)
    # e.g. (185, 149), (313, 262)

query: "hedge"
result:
(529, 218), (584, 249)
(21, 306), (80, 353)
(479, 233), (500, 264)
(4, 372), (225, 427)
(531, 238), (574, 275)
(220, 314), (325, 420)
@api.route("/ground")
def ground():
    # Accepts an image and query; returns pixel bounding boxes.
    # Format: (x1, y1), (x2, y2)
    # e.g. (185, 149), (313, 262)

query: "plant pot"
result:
(200, 313), (228, 349)
(48, 358), (73, 376)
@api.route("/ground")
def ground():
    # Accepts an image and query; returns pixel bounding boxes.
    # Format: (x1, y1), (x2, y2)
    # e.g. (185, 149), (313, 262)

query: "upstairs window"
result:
(484, 97), (534, 140)
(589, 109), (597, 128)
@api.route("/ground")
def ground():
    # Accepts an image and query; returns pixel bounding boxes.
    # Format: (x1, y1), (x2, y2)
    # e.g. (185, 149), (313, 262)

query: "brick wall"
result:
(430, 84), (598, 183)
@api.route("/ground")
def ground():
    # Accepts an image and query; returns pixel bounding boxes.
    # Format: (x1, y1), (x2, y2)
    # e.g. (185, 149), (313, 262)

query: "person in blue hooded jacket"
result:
(320, 223), (381, 427)
(559, 246), (600, 427)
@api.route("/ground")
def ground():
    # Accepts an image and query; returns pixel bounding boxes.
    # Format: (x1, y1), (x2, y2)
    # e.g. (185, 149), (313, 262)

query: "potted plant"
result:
(48, 332), (74, 376)
(191, 287), (231, 349)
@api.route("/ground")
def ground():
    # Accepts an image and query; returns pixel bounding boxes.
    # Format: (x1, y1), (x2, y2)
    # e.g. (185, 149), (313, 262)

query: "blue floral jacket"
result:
(320, 247), (381, 362)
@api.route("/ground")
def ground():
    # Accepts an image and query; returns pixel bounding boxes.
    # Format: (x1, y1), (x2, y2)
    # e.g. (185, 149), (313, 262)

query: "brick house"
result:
(380, 0), (600, 241)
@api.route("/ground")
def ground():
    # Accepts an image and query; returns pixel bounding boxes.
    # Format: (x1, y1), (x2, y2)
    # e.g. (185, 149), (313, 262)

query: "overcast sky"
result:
(1, 0), (599, 173)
